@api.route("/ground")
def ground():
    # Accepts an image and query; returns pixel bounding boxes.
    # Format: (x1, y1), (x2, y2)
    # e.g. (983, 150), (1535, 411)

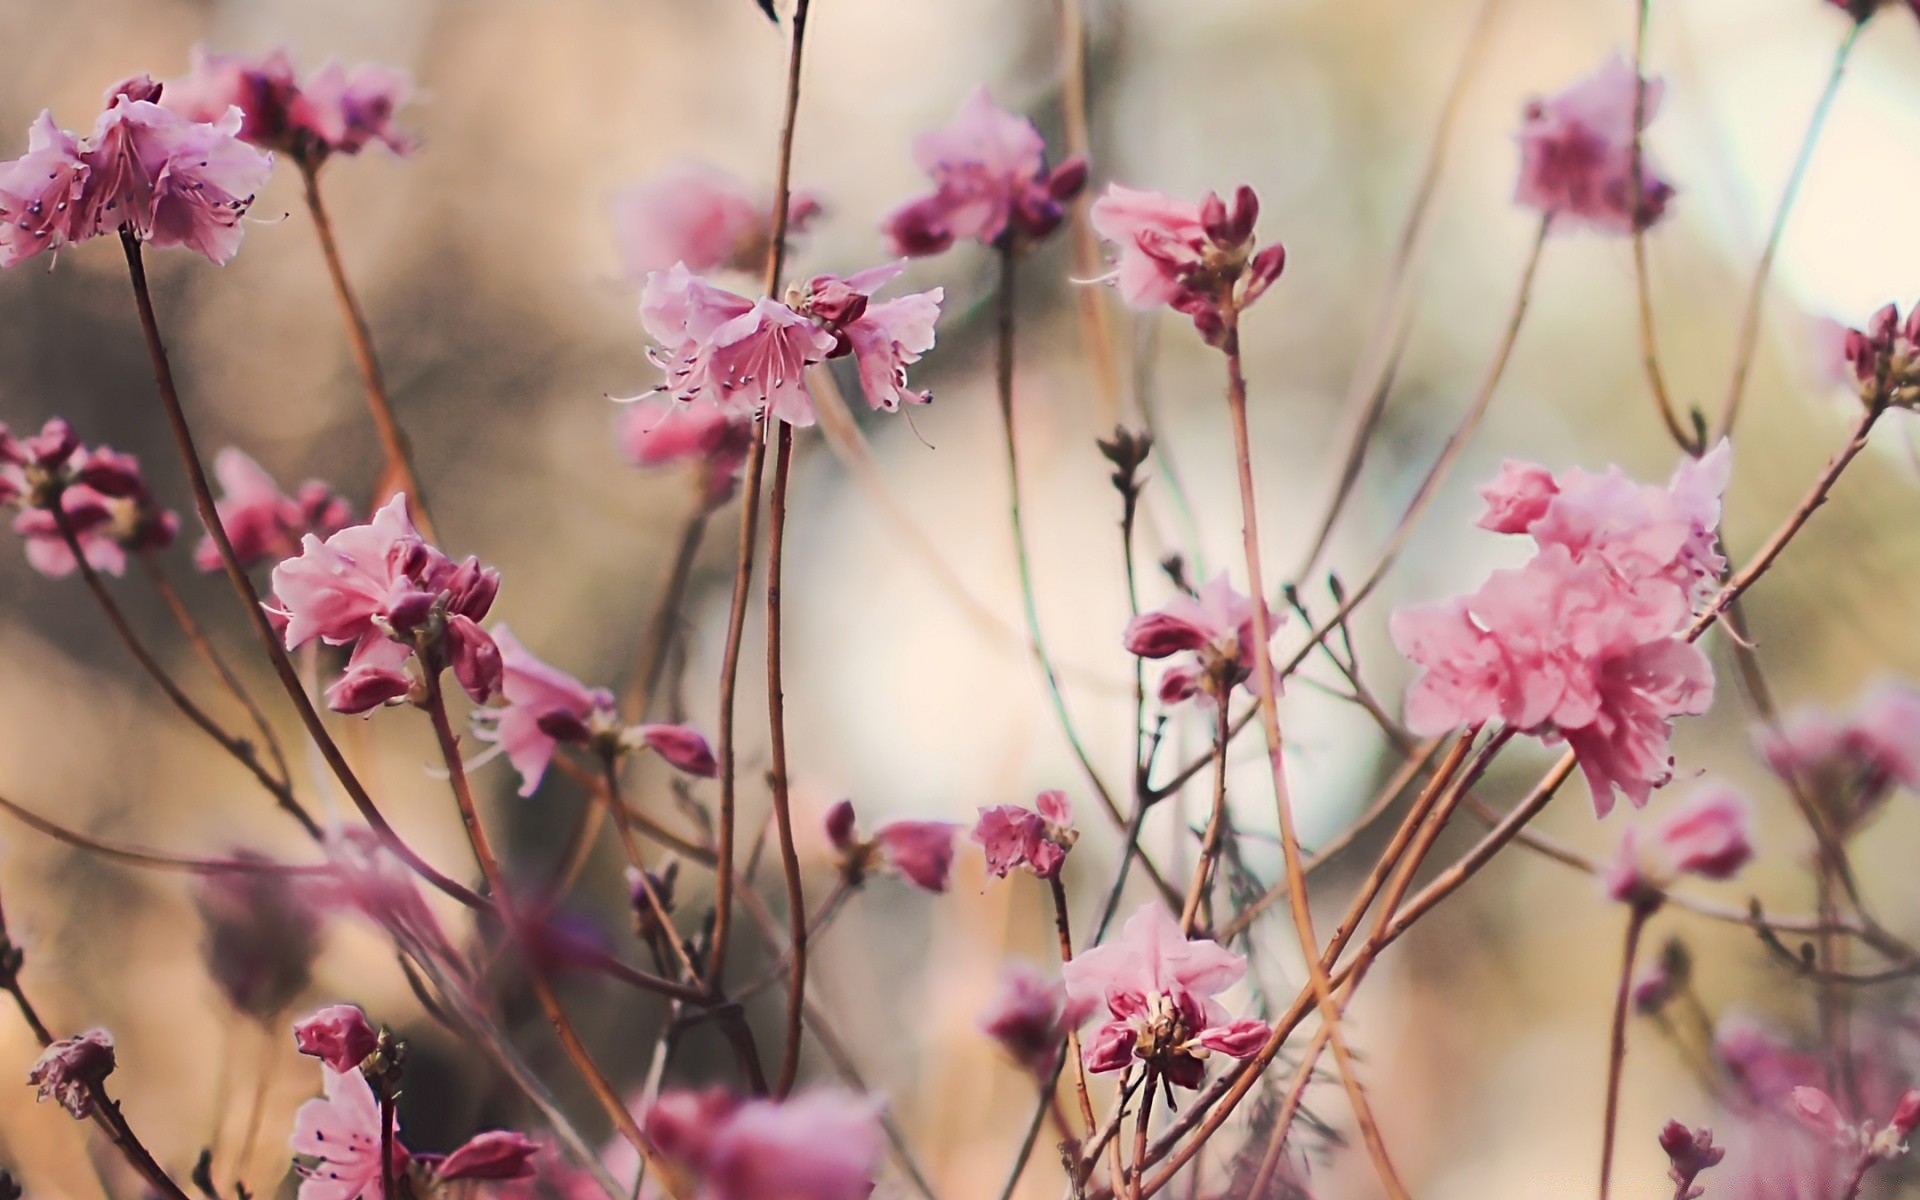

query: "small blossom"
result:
(641, 1087), (883, 1200)
(313, 826), (456, 964)
(795, 264), (945, 412)
(291, 1065), (405, 1200)
(435, 1130), (540, 1181)
(1604, 786), (1754, 910)
(827, 800), (961, 893)
(471, 626), (618, 796)
(1757, 680), (1920, 831)
(194, 856), (324, 1021)
(1515, 55), (1674, 233)
(4, 426), (177, 578)
(293, 61), (415, 159)
(1658, 1121), (1725, 1200)
(980, 962), (1092, 1076)
(1716, 1016), (1825, 1106)
(1476, 460), (1559, 534)
(166, 47), (414, 163)
(293, 1004), (379, 1075)
(616, 395), (755, 508)
(881, 88), (1086, 255)
(973, 789), (1077, 880)
(1062, 903), (1269, 1089)
(196, 448), (353, 572)
(640, 264), (837, 427)
(1091, 183), (1284, 344)
(1791, 1086), (1854, 1143)
(1125, 573), (1280, 708)
(615, 161), (820, 279)
(27, 1029), (115, 1119)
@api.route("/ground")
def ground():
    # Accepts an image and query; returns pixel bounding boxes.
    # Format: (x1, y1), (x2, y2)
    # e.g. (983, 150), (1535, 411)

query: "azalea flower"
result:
(1090, 183), (1285, 344)
(980, 962), (1093, 1076)
(826, 800), (961, 893)
(617, 396), (755, 508)
(1124, 573), (1279, 707)
(1758, 680), (1920, 832)
(194, 857), (323, 1021)
(973, 789), (1077, 880)
(28, 1029), (116, 1119)
(293, 1005), (379, 1075)
(168, 48), (415, 163)
(1061, 903), (1269, 1088)
(1603, 785), (1755, 910)
(196, 447), (353, 572)
(2, 420), (177, 577)
(1515, 55), (1675, 233)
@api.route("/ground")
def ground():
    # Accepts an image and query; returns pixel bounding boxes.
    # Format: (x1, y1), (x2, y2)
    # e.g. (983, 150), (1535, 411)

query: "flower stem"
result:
(1048, 875), (1099, 1148)
(1598, 908), (1649, 1200)
(1178, 699), (1232, 935)
(764, 421), (808, 1097)
(1629, 0), (1695, 453)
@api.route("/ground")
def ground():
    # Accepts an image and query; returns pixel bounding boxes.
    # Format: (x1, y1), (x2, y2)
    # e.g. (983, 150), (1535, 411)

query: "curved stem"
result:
(1598, 909), (1649, 1200)
(1629, 0), (1695, 453)
(1714, 24), (1861, 443)
(765, 423), (808, 1096)
(298, 161), (436, 538)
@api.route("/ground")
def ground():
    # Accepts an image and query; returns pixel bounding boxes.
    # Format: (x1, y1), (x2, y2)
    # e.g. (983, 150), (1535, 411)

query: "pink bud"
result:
(27, 1029), (115, 1120)
(535, 709), (594, 745)
(804, 276), (870, 327)
(104, 75), (163, 105)
(1477, 460), (1559, 534)
(1242, 244), (1287, 307)
(22, 419), (78, 469)
(1199, 191), (1232, 247)
(1196, 1018), (1271, 1059)
(635, 723), (717, 778)
(446, 614), (503, 703)
(1658, 1121), (1724, 1195)
(325, 662), (414, 714)
(1122, 612), (1210, 659)
(1868, 302), (1899, 343)
(875, 819), (961, 893)
(1035, 789), (1072, 827)
(824, 800), (859, 852)
(72, 449), (146, 498)
(293, 1004), (379, 1074)
(444, 558), (501, 622)
(1791, 1086), (1851, 1141)
(1891, 1089), (1920, 1137)
(1659, 787), (1753, 882)
(437, 1130), (540, 1181)
(383, 589), (437, 632)
(1048, 157), (1089, 201)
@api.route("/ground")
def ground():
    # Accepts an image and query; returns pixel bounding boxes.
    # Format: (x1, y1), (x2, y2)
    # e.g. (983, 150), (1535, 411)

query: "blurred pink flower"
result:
(1758, 680), (1920, 829)
(1125, 573), (1278, 708)
(1515, 54), (1674, 233)
(1659, 1121), (1725, 1200)
(881, 87), (1086, 255)
(291, 1065), (404, 1200)
(165, 47), (414, 161)
(980, 962), (1093, 1075)
(641, 1087), (883, 1200)
(197, 447), (353, 572)
(293, 61), (415, 158)
(194, 857), (323, 1021)
(615, 161), (820, 278)
(1605, 785), (1754, 908)
(826, 800), (960, 893)
(974, 789), (1076, 880)
(616, 396), (755, 508)
(1090, 183), (1284, 344)
(472, 625), (617, 796)
(1062, 903), (1269, 1089)
(5, 428), (177, 578)
(293, 1004), (379, 1075)
(435, 1130), (539, 1181)
(28, 1029), (115, 1119)
(633, 724), (719, 778)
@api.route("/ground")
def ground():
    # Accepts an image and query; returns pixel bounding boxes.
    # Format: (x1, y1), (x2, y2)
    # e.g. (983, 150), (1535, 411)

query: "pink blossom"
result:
(1716, 1017), (1825, 1107)
(1090, 183), (1285, 343)
(615, 161), (820, 279)
(82, 90), (275, 263)
(641, 264), (836, 426)
(1758, 680), (1920, 828)
(633, 723), (719, 778)
(292, 61), (415, 158)
(197, 447), (353, 572)
(471, 625), (616, 796)
(293, 1005), (379, 1075)
(973, 789), (1076, 880)
(1124, 573), (1279, 708)
(796, 264), (944, 412)
(641, 1088), (883, 1200)
(194, 857), (323, 1020)
(291, 1065), (404, 1200)
(1061, 903), (1269, 1089)
(27, 1029), (115, 1119)
(1659, 1121), (1725, 1200)
(166, 48), (413, 162)
(1790, 1087), (1853, 1143)
(435, 1130), (539, 1181)
(1516, 55), (1675, 233)
(980, 962), (1093, 1075)
(827, 800), (960, 893)
(1605, 785), (1754, 908)
(5, 429), (177, 578)
(313, 827), (456, 964)
(0, 114), (92, 267)
(1477, 460), (1560, 533)
(616, 396), (754, 508)
(881, 88), (1086, 255)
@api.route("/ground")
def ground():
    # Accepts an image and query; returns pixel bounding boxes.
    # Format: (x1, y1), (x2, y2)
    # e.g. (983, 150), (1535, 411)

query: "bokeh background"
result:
(1, 0), (1919, 1196)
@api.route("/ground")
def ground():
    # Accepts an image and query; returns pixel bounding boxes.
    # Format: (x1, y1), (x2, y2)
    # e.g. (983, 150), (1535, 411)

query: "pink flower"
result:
(1124, 573), (1279, 708)
(1716, 1017), (1825, 1107)
(616, 396), (755, 508)
(291, 1065), (405, 1200)
(193, 857), (323, 1021)
(632, 723), (719, 778)
(615, 161), (820, 279)
(1477, 460), (1560, 533)
(197, 447), (353, 572)
(0, 114), (92, 267)
(1061, 903), (1269, 1089)
(472, 625), (617, 797)
(166, 48), (414, 162)
(1394, 547), (1715, 815)
(973, 789), (1076, 880)
(1604, 785), (1754, 908)
(5, 428), (177, 578)
(642, 1088), (883, 1200)
(435, 1130), (539, 1181)
(313, 827), (456, 964)
(1659, 1122), (1725, 1200)
(82, 88), (276, 263)
(1090, 183), (1285, 344)
(1515, 55), (1675, 234)
(292, 61), (415, 158)
(268, 494), (503, 712)
(27, 1029), (115, 1119)
(293, 1005), (379, 1075)
(980, 962), (1093, 1075)
(796, 264), (945, 412)
(1790, 1087), (1853, 1143)
(881, 88), (1086, 255)
(826, 800), (961, 893)
(1758, 681), (1920, 828)
(641, 265), (836, 427)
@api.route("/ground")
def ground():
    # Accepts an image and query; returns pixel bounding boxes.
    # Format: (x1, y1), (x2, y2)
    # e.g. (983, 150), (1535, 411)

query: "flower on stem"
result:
(27, 1028), (115, 1119)
(640, 1087), (884, 1200)
(881, 87), (1087, 256)
(1791, 1086), (1920, 1162)
(1604, 786), (1754, 912)
(1124, 572), (1280, 708)
(1757, 679), (1920, 835)
(2, 420), (178, 578)
(1515, 54), (1675, 234)
(973, 789), (1077, 880)
(196, 447), (353, 572)
(167, 47), (415, 164)
(826, 799), (960, 893)
(1630, 937), (1691, 1016)
(194, 856), (324, 1021)
(291, 1064), (405, 1200)
(293, 1004), (380, 1075)
(1090, 182), (1285, 345)
(615, 161), (821, 279)
(979, 962), (1093, 1077)
(793, 265), (945, 412)
(617, 396), (755, 509)
(1658, 1121), (1725, 1200)
(1061, 903), (1269, 1089)
(267, 493), (503, 713)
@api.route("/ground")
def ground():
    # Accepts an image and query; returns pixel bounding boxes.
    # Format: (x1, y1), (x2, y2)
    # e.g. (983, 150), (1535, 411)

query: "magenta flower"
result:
(291, 61), (415, 159)
(617, 396), (755, 508)
(472, 625), (618, 796)
(641, 1087), (883, 1200)
(881, 87), (1087, 256)
(1061, 903), (1269, 1089)
(1757, 680), (1920, 830)
(0, 114), (92, 267)
(293, 1005), (379, 1075)
(1659, 1122), (1725, 1200)
(165, 47), (414, 162)
(268, 494), (503, 713)
(980, 962), (1094, 1076)
(435, 1130), (540, 1182)
(1090, 183), (1285, 344)
(615, 161), (820, 279)
(974, 789), (1077, 880)
(197, 447), (353, 572)
(826, 800), (961, 893)
(632, 723), (719, 778)
(291, 1065), (405, 1200)
(1837, 301), (1920, 405)
(3, 424), (177, 578)
(1515, 55), (1674, 234)
(1604, 785), (1754, 909)
(795, 265), (945, 412)
(1124, 573), (1279, 708)
(27, 1029), (115, 1119)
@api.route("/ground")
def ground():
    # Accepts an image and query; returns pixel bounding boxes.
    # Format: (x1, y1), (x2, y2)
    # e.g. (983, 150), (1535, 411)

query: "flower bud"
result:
(294, 1005), (379, 1074)
(28, 1029), (115, 1119)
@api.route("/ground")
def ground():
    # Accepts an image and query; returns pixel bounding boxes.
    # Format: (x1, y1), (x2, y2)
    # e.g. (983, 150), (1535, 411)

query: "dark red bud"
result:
(1047, 157), (1089, 201)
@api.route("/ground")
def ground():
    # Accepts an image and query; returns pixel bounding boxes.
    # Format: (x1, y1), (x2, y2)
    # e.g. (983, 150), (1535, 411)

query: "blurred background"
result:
(1, 0), (1919, 1196)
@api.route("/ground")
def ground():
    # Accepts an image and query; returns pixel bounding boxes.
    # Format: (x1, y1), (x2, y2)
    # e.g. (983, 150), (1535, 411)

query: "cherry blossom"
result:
(826, 800), (961, 893)
(1124, 573), (1279, 708)
(27, 1029), (115, 1119)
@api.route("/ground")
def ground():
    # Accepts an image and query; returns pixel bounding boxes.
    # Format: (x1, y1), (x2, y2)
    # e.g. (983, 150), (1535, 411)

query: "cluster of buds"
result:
(0, 418), (177, 578)
(973, 789), (1078, 881)
(1841, 301), (1920, 409)
(1792, 1085), (1920, 1164)
(1091, 183), (1286, 347)
(626, 863), (685, 967)
(1657, 1121), (1725, 1200)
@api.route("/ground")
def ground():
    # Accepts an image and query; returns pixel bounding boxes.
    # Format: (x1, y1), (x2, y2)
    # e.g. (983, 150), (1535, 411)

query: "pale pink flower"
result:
(640, 265), (836, 426)
(1789, 1087), (1853, 1143)
(1604, 785), (1754, 908)
(0, 114), (92, 267)
(1758, 680), (1920, 829)
(641, 1087), (883, 1200)
(1061, 903), (1269, 1089)
(1090, 183), (1285, 344)
(293, 1005), (379, 1075)
(794, 264), (945, 411)
(6, 429), (177, 578)
(28, 1029), (115, 1119)
(826, 800), (961, 893)
(615, 161), (820, 278)
(881, 87), (1086, 255)
(163, 47), (304, 149)
(291, 1065), (404, 1200)
(434, 1130), (539, 1181)
(197, 447), (353, 572)
(973, 789), (1076, 880)
(1124, 573), (1279, 708)
(1477, 460), (1560, 533)
(616, 396), (755, 508)
(293, 61), (415, 158)
(472, 625), (617, 797)
(313, 826), (456, 964)
(1716, 1017), (1826, 1107)
(980, 962), (1093, 1075)
(1516, 55), (1675, 233)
